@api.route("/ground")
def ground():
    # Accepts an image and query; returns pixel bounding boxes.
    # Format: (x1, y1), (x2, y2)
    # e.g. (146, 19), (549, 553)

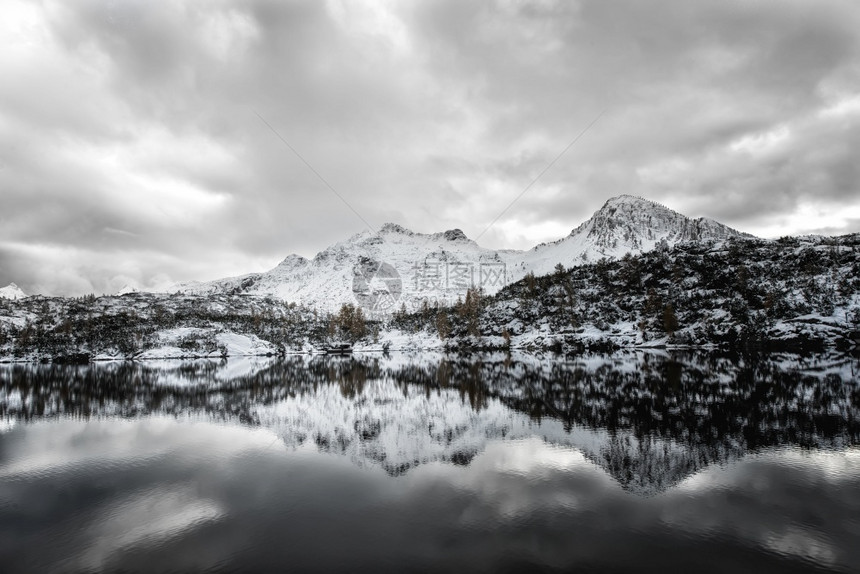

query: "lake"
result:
(1, 351), (858, 573)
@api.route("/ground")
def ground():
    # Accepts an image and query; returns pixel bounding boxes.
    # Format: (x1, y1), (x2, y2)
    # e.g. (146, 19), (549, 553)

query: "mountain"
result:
(0, 283), (27, 300)
(167, 195), (749, 313)
(510, 195), (750, 277)
(169, 224), (509, 314)
(2, 232), (854, 361)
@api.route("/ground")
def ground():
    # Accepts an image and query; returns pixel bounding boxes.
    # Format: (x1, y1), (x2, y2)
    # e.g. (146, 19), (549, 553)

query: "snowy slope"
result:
(511, 195), (749, 277)
(168, 196), (749, 313)
(170, 224), (512, 314)
(0, 283), (27, 300)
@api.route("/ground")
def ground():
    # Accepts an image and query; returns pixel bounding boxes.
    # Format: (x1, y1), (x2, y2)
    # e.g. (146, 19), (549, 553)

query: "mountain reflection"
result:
(1, 352), (858, 494)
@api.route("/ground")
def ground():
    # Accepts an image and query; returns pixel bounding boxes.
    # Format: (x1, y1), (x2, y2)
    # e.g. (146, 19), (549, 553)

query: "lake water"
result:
(1, 352), (858, 573)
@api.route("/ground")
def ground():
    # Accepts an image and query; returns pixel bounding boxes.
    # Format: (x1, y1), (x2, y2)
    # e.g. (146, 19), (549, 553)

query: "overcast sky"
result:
(2, 0), (859, 296)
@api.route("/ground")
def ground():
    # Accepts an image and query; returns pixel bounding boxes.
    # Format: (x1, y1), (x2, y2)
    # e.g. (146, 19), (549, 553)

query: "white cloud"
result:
(729, 125), (791, 155)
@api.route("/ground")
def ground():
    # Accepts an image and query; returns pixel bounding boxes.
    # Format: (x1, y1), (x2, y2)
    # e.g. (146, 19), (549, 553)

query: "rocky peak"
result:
(580, 195), (745, 247)
(276, 254), (309, 269)
(379, 223), (414, 236)
(442, 229), (469, 242)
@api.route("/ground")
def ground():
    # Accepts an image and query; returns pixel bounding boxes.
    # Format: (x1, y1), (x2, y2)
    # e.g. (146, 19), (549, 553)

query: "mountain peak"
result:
(277, 253), (309, 268)
(379, 223), (414, 236)
(378, 223), (472, 243)
(600, 195), (673, 212)
(577, 195), (744, 250)
(170, 196), (750, 311)
(441, 228), (469, 242)
(517, 194), (750, 277)
(117, 284), (138, 295)
(0, 283), (27, 300)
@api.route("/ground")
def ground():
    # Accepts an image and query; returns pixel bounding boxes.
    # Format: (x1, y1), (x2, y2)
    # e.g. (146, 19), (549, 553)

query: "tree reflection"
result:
(1, 351), (857, 492)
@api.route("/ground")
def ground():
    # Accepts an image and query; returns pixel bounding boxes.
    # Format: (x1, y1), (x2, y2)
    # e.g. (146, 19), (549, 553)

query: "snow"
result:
(216, 332), (277, 356)
(356, 328), (446, 352)
(135, 328), (278, 360)
(136, 346), (192, 360)
(511, 195), (749, 278)
(161, 195), (749, 313)
(0, 197), (854, 362)
(0, 283), (27, 300)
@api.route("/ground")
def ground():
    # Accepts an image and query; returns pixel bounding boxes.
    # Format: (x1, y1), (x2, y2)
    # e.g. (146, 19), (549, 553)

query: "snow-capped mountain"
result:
(169, 223), (511, 314)
(169, 195), (749, 312)
(0, 283), (27, 300)
(116, 285), (139, 295)
(513, 195), (750, 277)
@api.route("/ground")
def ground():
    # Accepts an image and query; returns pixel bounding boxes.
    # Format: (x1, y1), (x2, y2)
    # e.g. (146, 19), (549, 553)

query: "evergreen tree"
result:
(436, 310), (451, 340)
(663, 303), (679, 335)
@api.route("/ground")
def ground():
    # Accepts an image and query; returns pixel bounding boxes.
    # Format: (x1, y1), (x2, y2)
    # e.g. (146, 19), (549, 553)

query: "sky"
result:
(1, 0), (859, 296)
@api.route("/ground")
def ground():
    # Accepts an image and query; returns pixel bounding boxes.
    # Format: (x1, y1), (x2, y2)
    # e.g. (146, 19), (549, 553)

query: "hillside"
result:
(394, 234), (860, 352)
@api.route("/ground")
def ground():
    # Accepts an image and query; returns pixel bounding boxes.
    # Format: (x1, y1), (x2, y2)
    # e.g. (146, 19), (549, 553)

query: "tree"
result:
(334, 303), (366, 341)
(501, 327), (511, 348)
(337, 303), (355, 329)
(350, 306), (366, 339)
(524, 272), (538, 297)
(461, 287), (483, 336)
(644, 287), (662, 317)
(619, 253), (642, 288)
(436, 310), (451, 340)
(663, 303), (679, 335)
(734, 264), (749, 295)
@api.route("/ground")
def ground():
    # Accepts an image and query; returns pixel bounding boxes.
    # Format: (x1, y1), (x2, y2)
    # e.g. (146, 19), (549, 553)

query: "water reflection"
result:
(1, 352), (859, 573)
(1, 351), (857, 493)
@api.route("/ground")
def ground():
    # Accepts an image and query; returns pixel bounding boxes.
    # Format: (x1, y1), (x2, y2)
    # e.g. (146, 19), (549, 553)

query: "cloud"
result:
(1, 0), (858, 294)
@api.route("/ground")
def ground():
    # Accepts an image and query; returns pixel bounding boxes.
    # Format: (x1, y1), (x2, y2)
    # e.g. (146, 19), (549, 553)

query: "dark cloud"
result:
(1, 0), (858, 295)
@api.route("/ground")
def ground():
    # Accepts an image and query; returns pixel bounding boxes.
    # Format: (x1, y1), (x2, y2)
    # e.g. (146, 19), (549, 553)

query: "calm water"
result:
(1, 352), (858, 573)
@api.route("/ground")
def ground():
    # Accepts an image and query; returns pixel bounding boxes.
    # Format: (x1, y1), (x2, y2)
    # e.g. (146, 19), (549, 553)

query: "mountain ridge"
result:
(166, 195), (749, 311)
(516, 195), (750, 276)
(1, 231), (856, 361)
(0, 196), (754, 303)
